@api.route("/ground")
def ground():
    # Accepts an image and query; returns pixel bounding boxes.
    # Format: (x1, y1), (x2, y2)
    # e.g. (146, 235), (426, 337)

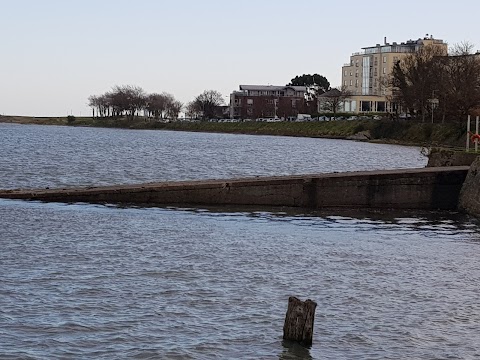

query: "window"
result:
(350, 71), (353, 76)
(383, 67), (386, 74)
(344, 70), (347, 76)
(383, 56), (387, 63)
(344, 80), (347, 86)
(247, 108), (253, 115)
(361, 101), (371, 112)
(247, 98), (253, 105)
(291, 99), (297, 108)
(350, 80), (353, 86)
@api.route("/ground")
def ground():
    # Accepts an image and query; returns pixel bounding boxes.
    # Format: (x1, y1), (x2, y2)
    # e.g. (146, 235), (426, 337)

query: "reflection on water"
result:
(280, 340), (313, 360)
(1, 199), (480, 359)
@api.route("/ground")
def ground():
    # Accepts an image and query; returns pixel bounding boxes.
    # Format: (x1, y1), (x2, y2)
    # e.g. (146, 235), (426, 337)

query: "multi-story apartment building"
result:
(230, 85), (307, 119)
(341, 35), (448, 113)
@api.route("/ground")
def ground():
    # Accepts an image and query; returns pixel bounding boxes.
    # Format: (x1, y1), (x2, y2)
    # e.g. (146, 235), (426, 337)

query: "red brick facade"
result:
(230, 85), (307, 120)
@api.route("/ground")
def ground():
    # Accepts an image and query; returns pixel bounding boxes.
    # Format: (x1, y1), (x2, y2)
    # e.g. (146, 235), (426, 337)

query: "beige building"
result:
(341, 35), (448, 113)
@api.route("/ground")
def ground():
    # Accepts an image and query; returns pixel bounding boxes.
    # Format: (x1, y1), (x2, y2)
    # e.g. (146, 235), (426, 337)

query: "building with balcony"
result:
(230, 85), (307, 120)
(341, 35), (448, 113)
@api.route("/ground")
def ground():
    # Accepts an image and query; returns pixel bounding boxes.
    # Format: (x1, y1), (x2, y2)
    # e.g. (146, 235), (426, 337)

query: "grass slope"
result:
(0, 115), (467, 148)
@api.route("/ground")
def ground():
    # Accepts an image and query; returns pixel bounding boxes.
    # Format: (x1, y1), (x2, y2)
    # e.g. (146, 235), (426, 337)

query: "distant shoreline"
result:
(0, 115), (467, 149)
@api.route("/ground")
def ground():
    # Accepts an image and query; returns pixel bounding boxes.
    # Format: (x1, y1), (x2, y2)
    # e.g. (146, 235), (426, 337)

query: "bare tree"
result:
(442, 42), (480, 120)
(387, 43), (480, 122)
(389, 45), (446, 122)
(111, 85), (146, 119)
(185, 101), (202, 119)
(318, 86), (352, 119)
(146, 92), (174, 119)
(88, 95), (99, 118)
(166, 100), (183, 120)
(192, 90), (225, 120)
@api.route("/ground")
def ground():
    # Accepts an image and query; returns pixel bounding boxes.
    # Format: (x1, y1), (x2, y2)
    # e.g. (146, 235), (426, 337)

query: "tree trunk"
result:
(283, 296), (317, 347)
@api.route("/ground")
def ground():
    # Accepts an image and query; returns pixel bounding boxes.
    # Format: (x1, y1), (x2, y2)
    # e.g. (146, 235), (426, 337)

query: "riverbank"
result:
(0, 115), (467, 148)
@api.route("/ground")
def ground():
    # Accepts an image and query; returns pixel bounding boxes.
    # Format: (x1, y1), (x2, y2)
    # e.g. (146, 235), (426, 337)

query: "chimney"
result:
(384, 36), (387, 45)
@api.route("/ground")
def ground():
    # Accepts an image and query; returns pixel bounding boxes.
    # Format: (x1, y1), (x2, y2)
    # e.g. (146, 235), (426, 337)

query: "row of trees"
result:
(88, 85), (183, 119)
(88, 86), (225, 120)
(88, 75), (333, 121)
(389, 42), (480, 122)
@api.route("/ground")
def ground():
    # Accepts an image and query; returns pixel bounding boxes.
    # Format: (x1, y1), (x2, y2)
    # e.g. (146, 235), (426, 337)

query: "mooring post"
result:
(467, 115), (471, 151)
(476, 116), (479, 153)
(283, 296), (317, 347)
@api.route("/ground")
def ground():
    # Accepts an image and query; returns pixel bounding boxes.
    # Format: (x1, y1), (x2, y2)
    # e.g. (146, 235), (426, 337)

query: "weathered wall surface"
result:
(458, 158), (480, 216)
(0, 167), (469, 211)
(427, 149), (478, 167)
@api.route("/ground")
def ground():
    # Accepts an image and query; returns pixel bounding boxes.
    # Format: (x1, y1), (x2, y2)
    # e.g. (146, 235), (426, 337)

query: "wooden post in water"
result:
(283, 296), (317, 347)
(476, 116), (479, 153)
(467, 115), (471, 151)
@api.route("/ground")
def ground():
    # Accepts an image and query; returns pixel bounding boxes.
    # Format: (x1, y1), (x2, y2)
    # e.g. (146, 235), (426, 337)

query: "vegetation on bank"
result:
(0, 115), (468, 148)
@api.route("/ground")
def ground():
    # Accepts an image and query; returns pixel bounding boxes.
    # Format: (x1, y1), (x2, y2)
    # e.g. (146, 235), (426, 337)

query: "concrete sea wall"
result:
(427, 149), (478, 167)
(0, 167), (469, 211)
(458, 157), (480, 217)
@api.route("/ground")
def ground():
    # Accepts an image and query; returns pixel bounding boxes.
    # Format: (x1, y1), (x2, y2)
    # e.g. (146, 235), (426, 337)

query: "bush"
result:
(67, 115), (76, 123)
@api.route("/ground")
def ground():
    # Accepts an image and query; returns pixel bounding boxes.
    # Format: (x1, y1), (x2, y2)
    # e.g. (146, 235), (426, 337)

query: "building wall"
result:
(341, 36), (448, 113)
(230, 86), (307, 119)
(231, 95), (307, 119)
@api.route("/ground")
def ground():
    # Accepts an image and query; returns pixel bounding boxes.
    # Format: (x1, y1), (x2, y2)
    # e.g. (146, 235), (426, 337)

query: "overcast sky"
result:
(1, 0), (479, 116)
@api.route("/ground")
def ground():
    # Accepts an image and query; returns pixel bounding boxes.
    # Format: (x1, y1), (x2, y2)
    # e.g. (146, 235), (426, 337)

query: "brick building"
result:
(230, 85), (308, 120)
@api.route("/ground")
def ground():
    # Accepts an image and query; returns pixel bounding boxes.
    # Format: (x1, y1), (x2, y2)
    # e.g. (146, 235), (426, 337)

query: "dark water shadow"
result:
(278, 340), (313, 360)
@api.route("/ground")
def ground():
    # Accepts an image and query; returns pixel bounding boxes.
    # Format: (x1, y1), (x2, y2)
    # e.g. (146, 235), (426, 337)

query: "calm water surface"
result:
(1, 124), (479, 359)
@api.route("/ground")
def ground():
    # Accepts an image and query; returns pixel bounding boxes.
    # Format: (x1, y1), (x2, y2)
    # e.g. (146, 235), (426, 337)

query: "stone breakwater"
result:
(0, 167), (469, 211)
(459, 157), (480, 217)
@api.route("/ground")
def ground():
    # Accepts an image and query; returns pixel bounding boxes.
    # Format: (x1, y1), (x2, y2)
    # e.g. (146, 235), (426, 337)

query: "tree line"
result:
(389, 42), (480, 122)
(88, 86), (225, 120)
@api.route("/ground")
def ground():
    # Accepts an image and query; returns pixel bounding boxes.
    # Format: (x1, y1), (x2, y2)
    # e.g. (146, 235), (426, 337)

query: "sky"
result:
(1, 0), (480, 117)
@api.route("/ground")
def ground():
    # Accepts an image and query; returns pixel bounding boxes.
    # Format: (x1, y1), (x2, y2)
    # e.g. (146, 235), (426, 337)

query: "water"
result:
(0, 123), (426, 189)
(1, 124), (480, 359)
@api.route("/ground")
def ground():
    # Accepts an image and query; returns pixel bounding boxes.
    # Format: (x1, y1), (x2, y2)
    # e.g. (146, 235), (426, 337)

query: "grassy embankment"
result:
(0, 115), (467, 148)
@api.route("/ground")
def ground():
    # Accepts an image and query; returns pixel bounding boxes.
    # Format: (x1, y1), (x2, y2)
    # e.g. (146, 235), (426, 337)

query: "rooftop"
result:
(356, 34), (446, 55)
(239, 85), (307, 92)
